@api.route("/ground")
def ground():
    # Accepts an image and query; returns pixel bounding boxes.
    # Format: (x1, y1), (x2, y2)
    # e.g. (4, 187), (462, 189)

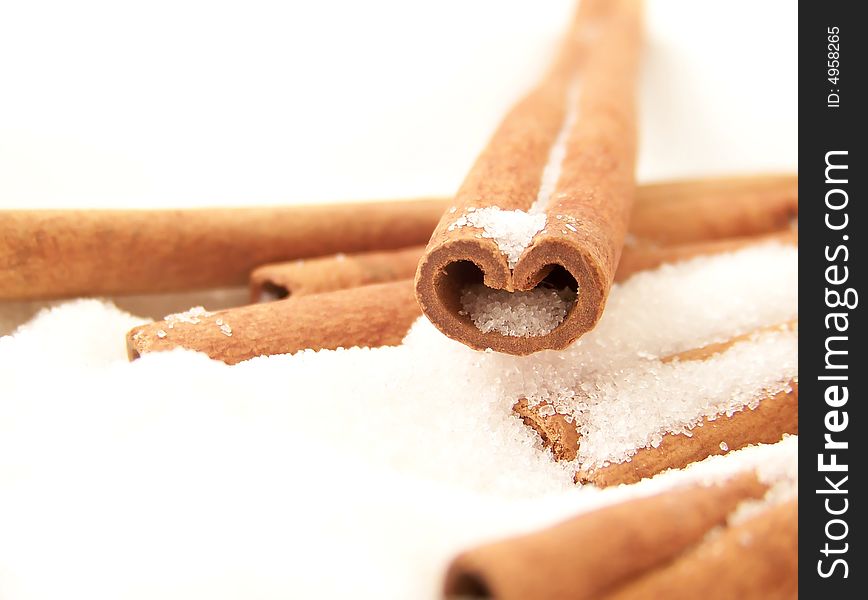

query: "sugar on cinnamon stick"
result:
(575, 382), (798, 487)
(516, 322), (799, 486)
(415, 0), (643, 355)
(443, 472), (769, 600)
(126, 281), (419, 364)
(0, 199), (445, 301)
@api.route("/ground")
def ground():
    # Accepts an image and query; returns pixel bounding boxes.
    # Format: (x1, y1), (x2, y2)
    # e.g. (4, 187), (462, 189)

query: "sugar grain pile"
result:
(449, 206), (547, 268)
(460, 284), (576, 337)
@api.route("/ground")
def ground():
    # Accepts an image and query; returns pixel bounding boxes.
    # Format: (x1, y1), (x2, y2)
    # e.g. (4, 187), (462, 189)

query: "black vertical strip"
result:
(799, 0), (865, 596)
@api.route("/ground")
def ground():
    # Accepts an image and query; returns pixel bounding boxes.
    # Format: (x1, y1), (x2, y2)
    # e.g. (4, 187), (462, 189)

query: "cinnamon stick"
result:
(0, 200), (445, 300)
(516, 322), (798, 482)
(415, 0), (643, 355)
(126, 281), (418, 364)
(249, 245), (425, 302)
(443, 473), (768, 600)
(629, 174), (798, 245)
(603, 499), (798, 600)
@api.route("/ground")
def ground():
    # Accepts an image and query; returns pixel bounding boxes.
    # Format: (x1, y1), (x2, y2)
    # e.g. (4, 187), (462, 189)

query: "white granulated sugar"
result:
(460, 284), (576, 336)
(0, 303), (581, 600)
(215, 318), (233, 336)
(0, 300), (145, 367)
(449, 206), (547, 268)
(720, 441), (729, 451)
(728, 447), (798, 526)
(164, 305), (213, 328)
(569, 327), (797, 469)
(0, 244), (797, 599)
(537, 404), (556, 418)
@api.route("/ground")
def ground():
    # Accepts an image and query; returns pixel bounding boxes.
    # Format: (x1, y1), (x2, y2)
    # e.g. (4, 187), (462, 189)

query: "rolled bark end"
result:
(513, 399), (580, 461)
(126, 344), (141, 361)
(445, 572), (492, 599)
(415, 234), (600, 354)
(255, 281), (291, 303)
(127, 280), (421, 364)
(250, 246), (424, 303)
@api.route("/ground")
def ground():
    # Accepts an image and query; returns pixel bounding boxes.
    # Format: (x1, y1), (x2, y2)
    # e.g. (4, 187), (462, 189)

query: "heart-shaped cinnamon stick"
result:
(415, 0), (643, 354)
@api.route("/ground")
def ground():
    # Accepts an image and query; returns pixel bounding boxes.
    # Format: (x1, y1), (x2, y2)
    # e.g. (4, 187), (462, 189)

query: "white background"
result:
(0, 0), (796, 210)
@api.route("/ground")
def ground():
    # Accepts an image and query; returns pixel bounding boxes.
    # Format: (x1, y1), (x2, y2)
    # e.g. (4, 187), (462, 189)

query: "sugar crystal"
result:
(163, 306), (213, 328)
(448, 207), (546, 268)
(460, 284), (576, 337)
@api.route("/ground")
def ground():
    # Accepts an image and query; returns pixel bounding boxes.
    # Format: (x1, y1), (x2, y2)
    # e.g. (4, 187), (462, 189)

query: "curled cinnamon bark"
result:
(443, 473), (768, 600)
(415, 0), (643, 355)
(0, 200), (444, 300)
(513, 397), (580, 462)
(629, 174), (798, 245)
(126, 281), (418, 364)
(249, 246), (424, 302)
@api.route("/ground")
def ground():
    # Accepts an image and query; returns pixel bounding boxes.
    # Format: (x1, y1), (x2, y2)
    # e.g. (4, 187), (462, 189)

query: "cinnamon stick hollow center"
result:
(415, 0), (643, 355)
